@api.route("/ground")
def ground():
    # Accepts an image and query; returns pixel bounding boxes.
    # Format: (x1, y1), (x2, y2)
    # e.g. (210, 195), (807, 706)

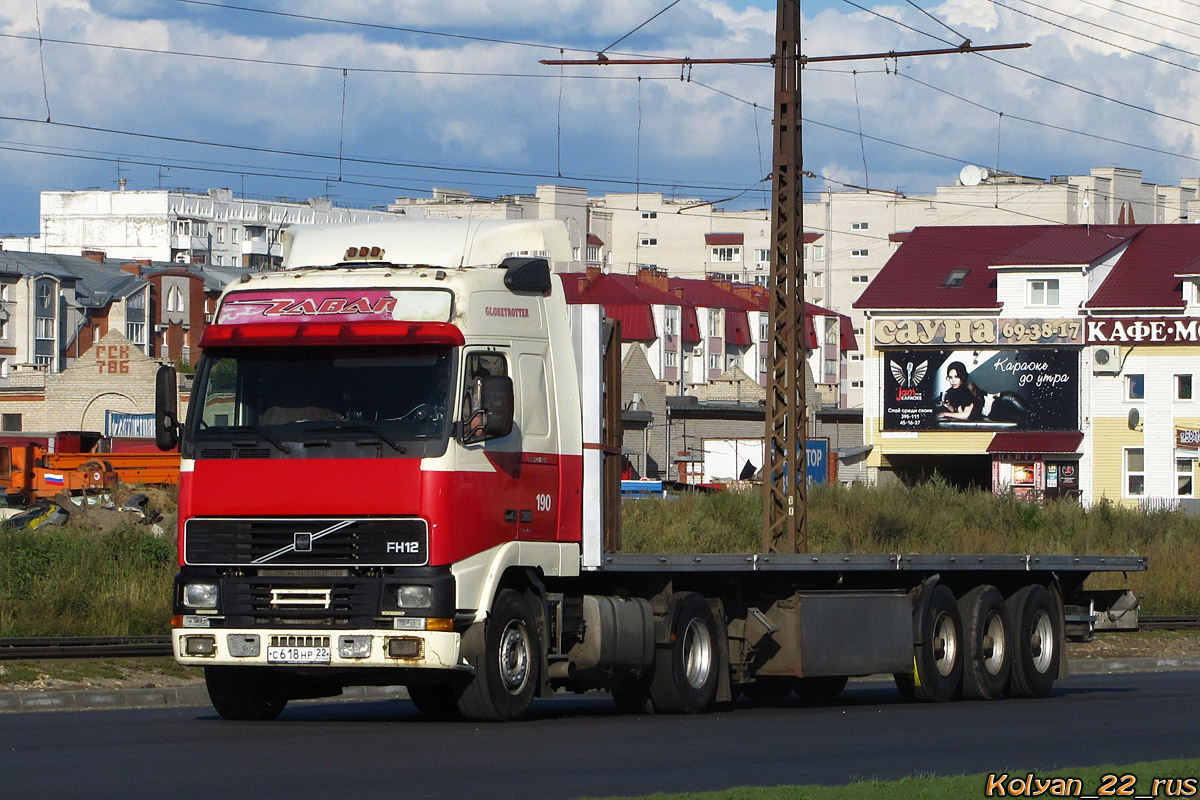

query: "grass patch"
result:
(583, 758), (1200, 800)
(0, 658), (201, 687)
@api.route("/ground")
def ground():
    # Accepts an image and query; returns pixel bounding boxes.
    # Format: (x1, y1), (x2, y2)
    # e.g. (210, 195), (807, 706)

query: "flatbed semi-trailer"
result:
(158, 219), (1145, 721)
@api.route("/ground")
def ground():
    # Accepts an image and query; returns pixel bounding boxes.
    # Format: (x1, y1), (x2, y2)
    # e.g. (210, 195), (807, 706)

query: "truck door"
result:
(514, 349), (558, 541)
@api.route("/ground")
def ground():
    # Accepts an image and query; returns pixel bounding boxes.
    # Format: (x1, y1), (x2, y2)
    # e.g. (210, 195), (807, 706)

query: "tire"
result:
(1007, 584), (1060, 698)
(455, 588), (541, 721)
(903, 584), (963, 703)
(609, 672), (653, 714)
(407, 681), (461, 719)
(793, 675), (849, 701)
(648, 592), (721, 714)
(204, 666), (288, 721)
(958, 585), (1012, 701)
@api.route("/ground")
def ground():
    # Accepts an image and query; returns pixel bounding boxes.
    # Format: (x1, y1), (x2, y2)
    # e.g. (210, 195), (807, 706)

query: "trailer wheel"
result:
(1007, 584), (1060, 698)
(204, 666), (287, 721)
(895, 584), (962, 703)
(407, 681), (461, 719)
(649, 592), (720, 714)
(455, 588), (540, 721)
(958, 585), (1012, 701)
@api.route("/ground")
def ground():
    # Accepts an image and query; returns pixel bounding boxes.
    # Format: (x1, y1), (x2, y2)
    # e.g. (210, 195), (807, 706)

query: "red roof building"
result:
(855, 224), (1200, 508)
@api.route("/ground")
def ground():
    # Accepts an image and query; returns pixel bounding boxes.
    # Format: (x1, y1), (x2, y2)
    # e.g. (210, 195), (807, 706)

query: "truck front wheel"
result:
(455, 588), (541, 721)
(649, 592), (720, 714)
(205, 666), (288, 721)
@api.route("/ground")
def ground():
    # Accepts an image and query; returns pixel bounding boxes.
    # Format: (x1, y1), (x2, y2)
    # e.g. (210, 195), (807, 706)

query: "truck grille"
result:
(223, 576), (380, 628)
(184, 517), (428, 567)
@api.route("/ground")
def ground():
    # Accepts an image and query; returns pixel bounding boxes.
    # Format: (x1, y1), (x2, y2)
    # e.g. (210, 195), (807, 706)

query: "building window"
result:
(166, 285), (184, 313)
(851, 380), (864, 388)
(1028, 278), (1060, 306)
(812, 244), (823, 260)
(759, 319), (768, 341)
(707, 354), (721, 371)
(1178, 458), (1194, 496)
(216, 226), (225, 244)
(707, 313), (721, 338)
(0, 284), (9, 302)
(664, 350), (677, 368)
(640, 237), (657, 247)
(850, 353), (863, 361)
(161, 330), (170, 360)
(126, 322), (146, 345)
(0, 358), (7, 378)
(812, 272), (824, 288)
(1126, 374), (1145, 400)
(641, 211), (657, 219)
(232, 226), (240, 244)
(942, 269), (969, 288)
(823, 358), (837, 377)
(1125, 448), (1145, 497)
(2, 413), (21, 431)
(851, 249), (868, 258)
(851, 221), (869, 230)
(37, 282), (52, 310)
(711, 246), (740, 263)
(586, 244), (600, 262)
(664, 307), (679, 335)
(824, 317), (838, 345)
(0, 319), (7, 340)
(35, 317), (54, 340)
(754, 249), (770, 266)
(851, 275), (869, 283)
(1178, 374), (1193, 400)
(759, 355), (767, 373)
(34, 355), (52, 369)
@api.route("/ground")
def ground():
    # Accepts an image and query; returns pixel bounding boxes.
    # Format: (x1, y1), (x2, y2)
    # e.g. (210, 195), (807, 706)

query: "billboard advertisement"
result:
(884, 349), (1077, 431)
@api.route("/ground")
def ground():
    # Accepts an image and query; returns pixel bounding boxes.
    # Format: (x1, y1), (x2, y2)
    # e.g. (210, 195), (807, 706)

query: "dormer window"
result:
(1028, 278), (1060, 306)
(942, 269), (969, 288)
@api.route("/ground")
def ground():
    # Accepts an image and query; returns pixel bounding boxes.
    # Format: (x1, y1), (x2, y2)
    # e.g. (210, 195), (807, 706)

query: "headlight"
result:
(183, 582), (219, 609)
(396, 585), (432, 609)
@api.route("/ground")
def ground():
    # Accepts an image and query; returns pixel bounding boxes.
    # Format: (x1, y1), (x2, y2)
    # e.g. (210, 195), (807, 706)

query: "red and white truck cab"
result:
(162, 219), (616, 720)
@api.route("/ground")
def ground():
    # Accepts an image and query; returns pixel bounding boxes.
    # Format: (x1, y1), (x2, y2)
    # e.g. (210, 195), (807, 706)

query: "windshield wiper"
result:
(307, 423), (408, 454)
(231, 426), (292, 454)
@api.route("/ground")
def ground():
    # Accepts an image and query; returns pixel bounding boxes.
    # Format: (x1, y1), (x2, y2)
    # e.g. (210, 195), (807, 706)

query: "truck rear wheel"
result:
(1007, 584), (1060, 698)
(648, 592), (720, 714)
(455, 588), (541, 722)
(895, 584), (962, 703)
(958, 585), (1012, 701)
(205, 666), (287, 721)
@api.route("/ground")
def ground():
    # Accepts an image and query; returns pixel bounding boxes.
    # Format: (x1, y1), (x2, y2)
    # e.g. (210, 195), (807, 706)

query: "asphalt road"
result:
(3, 671), (1200, 800)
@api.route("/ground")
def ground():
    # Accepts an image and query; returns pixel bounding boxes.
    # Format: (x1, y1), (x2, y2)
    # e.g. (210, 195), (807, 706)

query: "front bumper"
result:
(173, 626), (463, 670)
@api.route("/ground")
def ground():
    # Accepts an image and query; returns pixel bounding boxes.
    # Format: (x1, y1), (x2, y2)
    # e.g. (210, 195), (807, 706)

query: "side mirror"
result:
(156, 364), (180, 451)
(463, 374), (514, 444)
(480, 375), (515, 438)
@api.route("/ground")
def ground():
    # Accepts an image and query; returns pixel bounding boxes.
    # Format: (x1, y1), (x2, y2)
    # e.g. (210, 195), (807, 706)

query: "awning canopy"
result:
(986, 431), (1083, 454)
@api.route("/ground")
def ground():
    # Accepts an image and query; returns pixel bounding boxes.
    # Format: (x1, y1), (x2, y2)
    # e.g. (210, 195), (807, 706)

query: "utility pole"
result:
(542, 11), (1028, 555)
(763, 0), (804, 554)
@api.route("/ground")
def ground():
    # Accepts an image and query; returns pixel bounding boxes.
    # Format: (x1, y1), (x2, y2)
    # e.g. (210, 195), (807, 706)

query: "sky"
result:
(1, 0), (1199, 236)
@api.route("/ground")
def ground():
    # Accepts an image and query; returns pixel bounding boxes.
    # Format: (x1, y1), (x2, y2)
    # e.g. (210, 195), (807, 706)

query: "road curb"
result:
(2, 660), (1198, 713)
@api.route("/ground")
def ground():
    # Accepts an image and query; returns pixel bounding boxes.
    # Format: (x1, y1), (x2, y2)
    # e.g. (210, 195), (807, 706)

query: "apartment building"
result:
(1, 187), (403, 269)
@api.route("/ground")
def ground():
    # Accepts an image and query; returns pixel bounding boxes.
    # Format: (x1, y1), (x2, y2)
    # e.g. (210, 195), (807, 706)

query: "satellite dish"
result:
(1128, 408), (1140, 430)
(959, 165), (989, 187)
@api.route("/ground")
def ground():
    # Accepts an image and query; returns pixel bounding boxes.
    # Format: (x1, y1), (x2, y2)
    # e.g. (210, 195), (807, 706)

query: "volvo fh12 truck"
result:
(158, 219), (1144, 721)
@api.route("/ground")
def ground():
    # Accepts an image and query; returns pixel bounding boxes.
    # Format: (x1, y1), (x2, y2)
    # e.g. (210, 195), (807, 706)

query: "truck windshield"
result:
(187, 346), (452, 446)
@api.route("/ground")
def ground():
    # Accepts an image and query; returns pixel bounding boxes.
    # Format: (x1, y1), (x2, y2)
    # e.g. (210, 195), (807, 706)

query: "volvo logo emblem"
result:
(294, 532), (313, 552)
